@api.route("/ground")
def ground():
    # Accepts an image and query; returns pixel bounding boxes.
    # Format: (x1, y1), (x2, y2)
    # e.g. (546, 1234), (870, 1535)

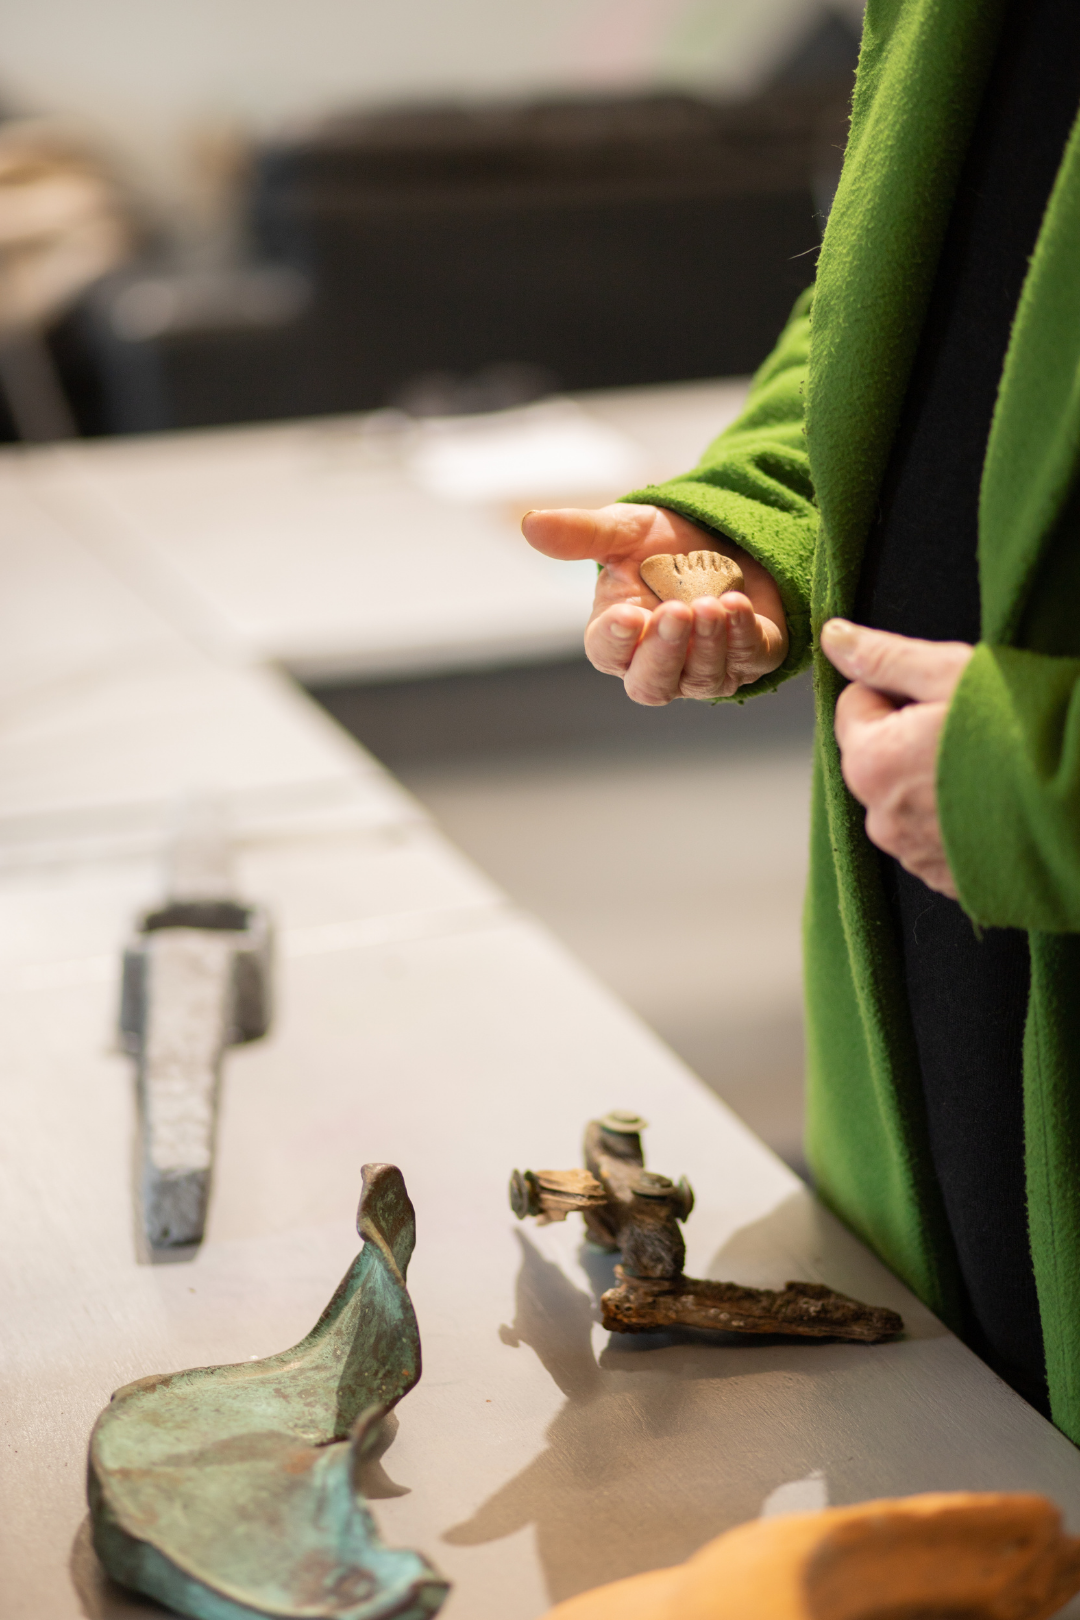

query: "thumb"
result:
(522, 503), (658, 564)
(821, 619), (972, 702)
(521, 507), (606, 562)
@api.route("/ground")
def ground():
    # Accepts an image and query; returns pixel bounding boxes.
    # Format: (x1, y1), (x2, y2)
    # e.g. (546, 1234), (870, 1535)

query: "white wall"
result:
(0, 0), (862, 234)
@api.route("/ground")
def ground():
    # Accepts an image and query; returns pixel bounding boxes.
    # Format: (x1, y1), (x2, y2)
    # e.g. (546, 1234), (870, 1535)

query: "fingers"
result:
(587, 594), (785, 703)
(825, 618), (970, 899)
(677, 594), (783, 699)
(623, 603), (694, 706)
(834, 682), (916, 812)
(821, 619), (973, 703)
(720, 593), (786, 694)
(834, 683), (960, 897)
(585, 603), (651, 677)
(897, 850), (960, 899)
(677, 598), (729, 699)
(833, 679), (900, 764)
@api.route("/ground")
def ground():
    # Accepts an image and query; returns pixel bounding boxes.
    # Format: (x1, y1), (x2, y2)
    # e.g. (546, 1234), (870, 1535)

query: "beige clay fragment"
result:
(540, 1492), (1080, 1620)
(639, 550), (744, 603)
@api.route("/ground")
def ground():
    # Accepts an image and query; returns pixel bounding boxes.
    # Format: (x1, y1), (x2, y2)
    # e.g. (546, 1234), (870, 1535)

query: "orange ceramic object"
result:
(541, 1492), (1080, 1620)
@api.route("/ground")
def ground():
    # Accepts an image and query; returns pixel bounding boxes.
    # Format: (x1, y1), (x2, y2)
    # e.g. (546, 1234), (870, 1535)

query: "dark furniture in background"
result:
(64, 265), (311, 436)
(248, 86), (838, 418)
(27, 14), (857, 438)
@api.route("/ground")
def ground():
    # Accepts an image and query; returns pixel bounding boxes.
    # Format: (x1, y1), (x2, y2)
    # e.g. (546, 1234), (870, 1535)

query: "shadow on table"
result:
(443, 1196), (948, 1609)
(71, 1518), (166, 1618)
(70, 1190), (942, 1617)
(442, 1227), (827, 1605)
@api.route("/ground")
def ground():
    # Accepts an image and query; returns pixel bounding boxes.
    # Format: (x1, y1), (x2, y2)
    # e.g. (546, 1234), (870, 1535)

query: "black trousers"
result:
(881, 859), (1047, 1412)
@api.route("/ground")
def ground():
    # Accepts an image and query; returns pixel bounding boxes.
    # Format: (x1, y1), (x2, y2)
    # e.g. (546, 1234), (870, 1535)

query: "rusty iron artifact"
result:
(510, 1111), (903, 1343)
(120, 801), (272, 1249)
(88, 1163), (448, 1620)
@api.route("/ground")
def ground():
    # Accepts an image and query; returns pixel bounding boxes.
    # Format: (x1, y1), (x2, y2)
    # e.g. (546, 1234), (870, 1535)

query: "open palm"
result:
(523, 503), (787, 704)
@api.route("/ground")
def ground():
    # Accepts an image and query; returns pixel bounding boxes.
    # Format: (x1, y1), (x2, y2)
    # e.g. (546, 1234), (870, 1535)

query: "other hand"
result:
(822, 619), (974, 897)
(522, 503), (787, 705)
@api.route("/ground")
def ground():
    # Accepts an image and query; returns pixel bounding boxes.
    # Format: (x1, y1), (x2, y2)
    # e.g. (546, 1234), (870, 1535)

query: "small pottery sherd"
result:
(639, 550), (744, 603)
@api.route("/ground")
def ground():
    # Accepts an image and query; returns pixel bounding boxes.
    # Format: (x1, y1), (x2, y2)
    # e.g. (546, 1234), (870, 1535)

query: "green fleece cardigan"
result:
(625, 0), (1080, 1441)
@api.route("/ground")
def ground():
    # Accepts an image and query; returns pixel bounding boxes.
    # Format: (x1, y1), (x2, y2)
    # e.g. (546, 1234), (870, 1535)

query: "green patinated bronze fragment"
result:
(88, 1163), (448, 1620)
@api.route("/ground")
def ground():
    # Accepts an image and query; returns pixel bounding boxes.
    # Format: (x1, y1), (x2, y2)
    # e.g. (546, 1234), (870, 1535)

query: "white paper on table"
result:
(407, 398), (644, 503)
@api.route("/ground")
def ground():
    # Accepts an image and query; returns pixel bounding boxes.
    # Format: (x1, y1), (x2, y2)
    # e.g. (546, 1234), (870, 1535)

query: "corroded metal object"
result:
(120, 802), (272, 1249)
(88, 1163), (449, 1620)
(510, 1112), (903, 1344)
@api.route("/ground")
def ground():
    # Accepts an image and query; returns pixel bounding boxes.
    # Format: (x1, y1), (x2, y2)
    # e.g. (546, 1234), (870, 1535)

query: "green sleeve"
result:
(939, 644), (1080, 930)
(620, 286), (818, 697)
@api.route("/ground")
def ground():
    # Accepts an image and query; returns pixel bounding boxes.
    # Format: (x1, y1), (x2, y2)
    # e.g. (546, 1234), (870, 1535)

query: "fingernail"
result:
(657, 611), (688, 643)
(695, 613), (719, 638)
(609, 619), (636, 641)
(822, 618), (860, 653)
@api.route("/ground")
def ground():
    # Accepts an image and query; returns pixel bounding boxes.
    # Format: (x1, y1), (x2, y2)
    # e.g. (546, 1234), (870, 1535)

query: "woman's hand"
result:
(822, 619), (974, 897)
(522, 503), (788, 705)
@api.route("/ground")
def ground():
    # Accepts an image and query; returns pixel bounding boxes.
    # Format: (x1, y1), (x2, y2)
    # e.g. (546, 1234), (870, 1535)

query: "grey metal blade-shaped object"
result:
(120, 800), (272, 1249)
(88, 1163), (449, 1620)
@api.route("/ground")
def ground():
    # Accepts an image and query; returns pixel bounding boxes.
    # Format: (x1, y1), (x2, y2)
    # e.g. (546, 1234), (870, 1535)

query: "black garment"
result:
(855, 0), (1080, 1413)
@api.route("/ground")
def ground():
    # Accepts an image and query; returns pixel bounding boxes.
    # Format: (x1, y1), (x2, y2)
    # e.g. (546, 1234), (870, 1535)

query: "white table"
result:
(3, 394), (1080, 1620)
(17, 379), (751, 682)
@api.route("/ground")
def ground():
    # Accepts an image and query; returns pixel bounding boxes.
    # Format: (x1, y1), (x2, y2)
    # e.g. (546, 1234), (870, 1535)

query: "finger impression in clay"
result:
(640, 550), (745, 603)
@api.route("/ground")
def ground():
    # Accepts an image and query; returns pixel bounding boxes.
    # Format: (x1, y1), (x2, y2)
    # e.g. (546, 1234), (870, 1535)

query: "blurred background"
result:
(0, 0), (861, 1170)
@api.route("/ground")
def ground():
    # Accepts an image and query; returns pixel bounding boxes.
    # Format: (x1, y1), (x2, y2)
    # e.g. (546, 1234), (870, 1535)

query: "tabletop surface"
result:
(14, 378), (750, 682)
(3, 394), (1080, 1620)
